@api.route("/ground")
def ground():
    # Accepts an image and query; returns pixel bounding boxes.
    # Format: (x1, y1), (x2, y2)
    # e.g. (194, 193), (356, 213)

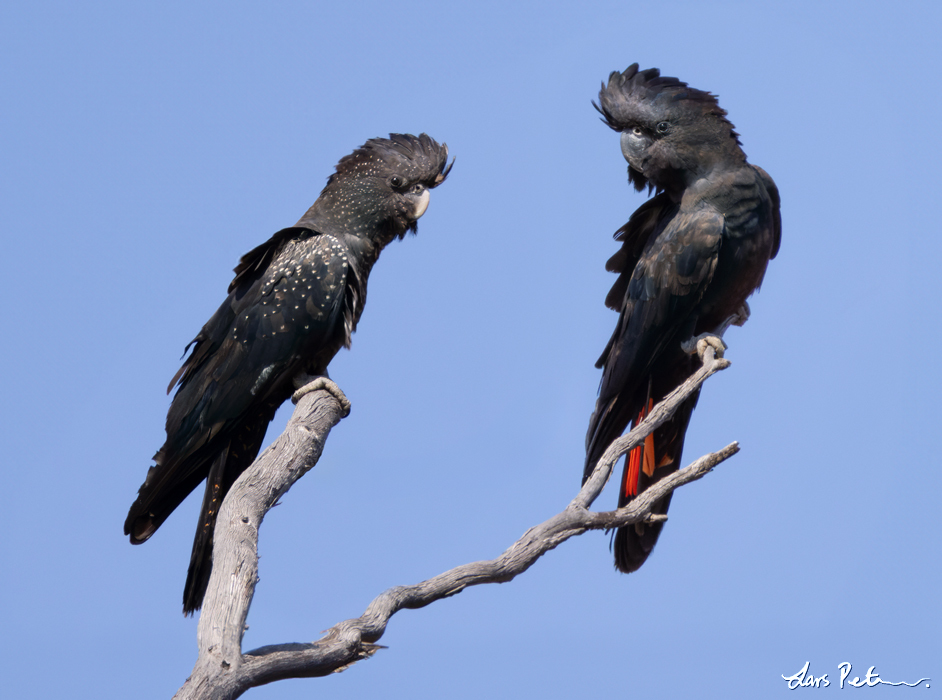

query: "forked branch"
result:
(175, 347), (735, 699)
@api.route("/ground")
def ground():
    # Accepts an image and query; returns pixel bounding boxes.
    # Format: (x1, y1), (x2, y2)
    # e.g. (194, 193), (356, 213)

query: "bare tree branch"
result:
(574, 346), (730, 509)
(175, 348), (734, 700)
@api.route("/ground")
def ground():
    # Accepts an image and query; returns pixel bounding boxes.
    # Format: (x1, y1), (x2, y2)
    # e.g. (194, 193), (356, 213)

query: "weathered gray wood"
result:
(174, 348), (735, 699)
(575, 345), (731, 509)
(175, 384), (348, 700)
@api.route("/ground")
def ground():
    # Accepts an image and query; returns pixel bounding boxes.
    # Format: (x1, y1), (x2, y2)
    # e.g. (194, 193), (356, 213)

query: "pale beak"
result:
(413, 186), (430, 219)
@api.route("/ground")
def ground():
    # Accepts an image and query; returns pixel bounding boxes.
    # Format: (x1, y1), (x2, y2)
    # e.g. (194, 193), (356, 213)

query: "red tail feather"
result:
(624, 399), (655, 497)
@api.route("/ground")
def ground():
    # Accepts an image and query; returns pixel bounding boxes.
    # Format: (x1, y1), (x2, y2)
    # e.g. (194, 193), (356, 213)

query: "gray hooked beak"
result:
(412, 185), (430, 219)
(620, 128), (650, 173)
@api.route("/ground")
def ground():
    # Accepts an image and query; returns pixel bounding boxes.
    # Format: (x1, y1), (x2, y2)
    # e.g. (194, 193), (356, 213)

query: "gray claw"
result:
(292, 374), (351, 417)
(726, 302), (751, 329)
(681, 333), (728, 361)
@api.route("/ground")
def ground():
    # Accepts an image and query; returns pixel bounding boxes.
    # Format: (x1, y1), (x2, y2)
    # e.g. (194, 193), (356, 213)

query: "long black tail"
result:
(611, 390), (699, 573)
(181, 445), (229, 615)
(125, 451), (211, 546)
(181, 413), (272, 615)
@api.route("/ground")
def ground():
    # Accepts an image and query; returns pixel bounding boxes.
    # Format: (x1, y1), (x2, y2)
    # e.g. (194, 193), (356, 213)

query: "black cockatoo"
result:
(584, 66), (781, 573)
(126, 134), (452, 614)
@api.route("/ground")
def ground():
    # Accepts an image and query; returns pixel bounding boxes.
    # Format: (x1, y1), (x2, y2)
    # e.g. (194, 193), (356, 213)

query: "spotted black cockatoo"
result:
(584, 66), (781, 573)
(126, 134), (452, 614)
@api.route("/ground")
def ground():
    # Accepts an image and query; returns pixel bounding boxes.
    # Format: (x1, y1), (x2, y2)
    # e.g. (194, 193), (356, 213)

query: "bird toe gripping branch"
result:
(681, 333), (728, 361)
(292, 374), (351, 417)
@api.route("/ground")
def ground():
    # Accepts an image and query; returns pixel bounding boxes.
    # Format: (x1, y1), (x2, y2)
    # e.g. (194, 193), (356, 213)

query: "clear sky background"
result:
(2, 1), (939, 697)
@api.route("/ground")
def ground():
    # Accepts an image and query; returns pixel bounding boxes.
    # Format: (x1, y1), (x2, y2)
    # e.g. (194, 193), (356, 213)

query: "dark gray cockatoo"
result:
(126, 134), (452, 614)
(584, 66), (781, 573)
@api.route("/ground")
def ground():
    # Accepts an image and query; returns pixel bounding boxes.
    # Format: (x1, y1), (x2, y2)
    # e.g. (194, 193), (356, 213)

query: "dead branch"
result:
(174, 347), (734, 699)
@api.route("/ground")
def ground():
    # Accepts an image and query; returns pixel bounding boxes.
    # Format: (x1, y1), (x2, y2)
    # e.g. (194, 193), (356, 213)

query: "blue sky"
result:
(2, 1), (939, 697)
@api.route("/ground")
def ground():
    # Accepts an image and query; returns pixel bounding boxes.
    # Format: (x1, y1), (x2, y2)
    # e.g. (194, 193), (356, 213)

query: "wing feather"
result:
(126, 230), (350, 538)
(585, 207), (724, 475)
